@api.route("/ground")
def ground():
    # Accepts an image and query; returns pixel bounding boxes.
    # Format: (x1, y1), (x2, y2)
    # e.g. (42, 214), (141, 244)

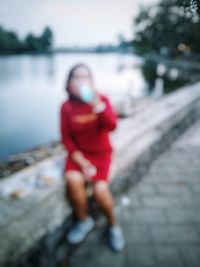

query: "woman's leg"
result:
(93, 181), (116, 225)
(93, 180), (125, 251)
(65, 170), (88, 220)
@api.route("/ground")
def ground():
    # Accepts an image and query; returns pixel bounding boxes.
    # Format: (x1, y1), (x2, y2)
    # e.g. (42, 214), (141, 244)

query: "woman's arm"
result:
(60, 103), (78, 157)
(92, 95), (118, 131)
(60, 103), (93, 172)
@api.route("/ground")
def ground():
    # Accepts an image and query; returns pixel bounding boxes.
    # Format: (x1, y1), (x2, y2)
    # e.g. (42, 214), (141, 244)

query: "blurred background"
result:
(0, 0), (200, 164)
(0, 1), (200, 267)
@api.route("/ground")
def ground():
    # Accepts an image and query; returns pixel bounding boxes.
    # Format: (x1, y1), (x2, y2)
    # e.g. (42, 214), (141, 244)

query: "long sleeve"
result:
(60, 103), (78, 157)
(97, 96), (118, 131)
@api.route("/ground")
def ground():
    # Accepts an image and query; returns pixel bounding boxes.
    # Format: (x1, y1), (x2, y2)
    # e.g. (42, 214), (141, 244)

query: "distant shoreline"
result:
(0, 48), (133, 56)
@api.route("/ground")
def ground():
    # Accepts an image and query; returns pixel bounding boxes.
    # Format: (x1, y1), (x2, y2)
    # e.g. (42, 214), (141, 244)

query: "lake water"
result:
(0, 53), (148, 161)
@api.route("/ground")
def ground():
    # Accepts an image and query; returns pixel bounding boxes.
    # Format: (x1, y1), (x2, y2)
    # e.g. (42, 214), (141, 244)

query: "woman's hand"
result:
(91, 92), (101, 106)
(89, 84), (106, 111)
(71, 151), (96, 182)
(80, 159), (97, 182)
(89, 89), (106, 113)
(82, 163), (97, 182)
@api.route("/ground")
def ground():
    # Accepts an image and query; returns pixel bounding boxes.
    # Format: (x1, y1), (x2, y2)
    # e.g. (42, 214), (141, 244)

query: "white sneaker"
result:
(67, 217), (95, 244)
(107, 225), (125, 252)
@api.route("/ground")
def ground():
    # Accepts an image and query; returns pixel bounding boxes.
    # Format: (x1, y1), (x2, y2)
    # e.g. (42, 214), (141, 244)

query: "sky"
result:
(0, 0), (158, 47)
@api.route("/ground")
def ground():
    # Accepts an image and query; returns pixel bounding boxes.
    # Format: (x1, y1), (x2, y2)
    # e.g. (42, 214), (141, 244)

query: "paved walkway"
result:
(67, 120), (200, 267)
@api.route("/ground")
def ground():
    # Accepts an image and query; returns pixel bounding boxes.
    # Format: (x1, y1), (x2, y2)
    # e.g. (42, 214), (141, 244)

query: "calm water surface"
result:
(0, 53), (146, 160)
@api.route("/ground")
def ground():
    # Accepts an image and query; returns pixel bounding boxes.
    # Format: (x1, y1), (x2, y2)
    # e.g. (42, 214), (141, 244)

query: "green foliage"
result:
(0, 27), (22, 52)
(40, 27), (53, 50)
(133, 0), (200, 56)
(0, 26), (53, 54)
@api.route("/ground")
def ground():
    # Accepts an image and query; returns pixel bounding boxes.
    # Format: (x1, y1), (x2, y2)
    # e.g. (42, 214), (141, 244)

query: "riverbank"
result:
(0, 47), (131, 56)
(0, 141), (62, 179)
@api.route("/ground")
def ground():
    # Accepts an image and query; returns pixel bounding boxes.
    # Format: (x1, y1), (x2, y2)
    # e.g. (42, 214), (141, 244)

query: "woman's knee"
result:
(93, 181), (110, 199)
(65, 171), (85, 189)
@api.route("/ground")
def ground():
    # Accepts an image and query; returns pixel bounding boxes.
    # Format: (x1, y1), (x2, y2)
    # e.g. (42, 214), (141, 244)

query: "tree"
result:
(39, 27), (53, 52)
(7, 32), (21, 52)
(0, 27), (21, 53)
(133, 0), (200, 56)
(24, 27), (53, 53)
(24, 34), (41, 52)
(0, 25), (53, 54)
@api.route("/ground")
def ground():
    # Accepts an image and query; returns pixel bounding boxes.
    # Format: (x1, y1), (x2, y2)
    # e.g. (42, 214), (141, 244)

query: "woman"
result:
(60, 63), (125, 251)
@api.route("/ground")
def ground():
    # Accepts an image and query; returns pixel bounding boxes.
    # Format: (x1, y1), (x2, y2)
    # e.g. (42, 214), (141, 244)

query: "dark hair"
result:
(65, 63), (93, 99)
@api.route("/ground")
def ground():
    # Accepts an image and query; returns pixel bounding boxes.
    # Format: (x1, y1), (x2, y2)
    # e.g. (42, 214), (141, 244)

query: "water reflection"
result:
(141, 58), (200, 95)
(0, 54), (56, 88)
(29, 54), (56, 81)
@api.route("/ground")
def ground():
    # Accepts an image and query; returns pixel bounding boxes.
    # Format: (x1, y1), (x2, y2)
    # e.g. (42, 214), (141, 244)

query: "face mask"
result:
(78, 84), (95, 103)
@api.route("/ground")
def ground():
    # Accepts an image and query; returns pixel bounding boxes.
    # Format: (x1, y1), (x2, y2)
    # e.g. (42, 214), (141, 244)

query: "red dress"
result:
(60, 94), (118, 182)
